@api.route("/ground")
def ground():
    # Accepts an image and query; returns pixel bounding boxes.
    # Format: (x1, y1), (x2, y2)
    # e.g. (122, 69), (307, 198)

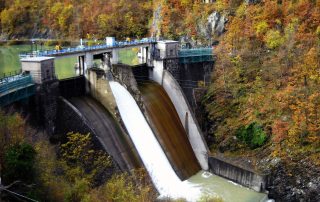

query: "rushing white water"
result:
(109, 81), (201, 200)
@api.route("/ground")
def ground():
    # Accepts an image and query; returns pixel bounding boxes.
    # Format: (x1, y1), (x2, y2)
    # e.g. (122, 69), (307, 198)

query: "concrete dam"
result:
(2, 40), (270, 201)
(56, 66), (206, 199)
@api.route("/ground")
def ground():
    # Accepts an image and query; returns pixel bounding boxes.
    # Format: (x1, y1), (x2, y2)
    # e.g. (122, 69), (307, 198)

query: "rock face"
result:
(151, 4), (162, 40)
(207, 12), (227, 36)
(258, 158), (320, 201)
(151, 4), (227, 46)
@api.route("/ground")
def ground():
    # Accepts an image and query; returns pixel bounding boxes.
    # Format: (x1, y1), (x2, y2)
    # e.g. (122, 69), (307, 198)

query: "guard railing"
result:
(39, 39), (155, 56)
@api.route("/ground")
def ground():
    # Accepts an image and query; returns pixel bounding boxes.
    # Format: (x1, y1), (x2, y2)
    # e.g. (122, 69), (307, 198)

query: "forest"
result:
(0, 0), (153, 39)
(201, 0), (320, 162)
(0, 0), (217, 40)
(0, 109), (160, 201)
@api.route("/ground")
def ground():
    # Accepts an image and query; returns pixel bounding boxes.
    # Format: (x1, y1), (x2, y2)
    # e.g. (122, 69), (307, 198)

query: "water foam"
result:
(202, 172), (213, 179)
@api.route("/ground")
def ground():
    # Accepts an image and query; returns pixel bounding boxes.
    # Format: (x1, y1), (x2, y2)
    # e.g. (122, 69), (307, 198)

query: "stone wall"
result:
(55, 97), (95, 137)
(33, 81), (59, 135)
(209, 156), (270, 192)
(164, 58), (180, 80)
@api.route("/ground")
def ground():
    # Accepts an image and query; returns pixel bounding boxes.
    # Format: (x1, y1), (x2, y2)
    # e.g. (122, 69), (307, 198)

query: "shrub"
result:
(235, 122), (268, 149)
(4, 143), (37, 184)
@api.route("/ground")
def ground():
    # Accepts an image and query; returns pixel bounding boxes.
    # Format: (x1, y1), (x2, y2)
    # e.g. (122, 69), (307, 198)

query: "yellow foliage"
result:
(198, 80), (205, 87)
(256, 21), (269, 36)
(265, 30), (284, 49)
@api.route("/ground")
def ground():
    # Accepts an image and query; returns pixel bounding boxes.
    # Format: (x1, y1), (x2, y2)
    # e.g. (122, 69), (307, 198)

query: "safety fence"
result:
(0, 75), (35, 107)
(38, 39), (154, 57)
(178, 48), (216, 64)
(0, 69), (22, 81)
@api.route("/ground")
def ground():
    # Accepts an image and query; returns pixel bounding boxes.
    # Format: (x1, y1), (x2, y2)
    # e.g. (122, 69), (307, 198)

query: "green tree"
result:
(4, 143), (37, 184)
(60, 132), (113, 186)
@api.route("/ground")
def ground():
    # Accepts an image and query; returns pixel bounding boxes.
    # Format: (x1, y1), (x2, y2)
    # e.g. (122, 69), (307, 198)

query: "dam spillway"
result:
(109, 81), (202, 200)
(68, 95), (143, 171)
(138, 80), (201, 180)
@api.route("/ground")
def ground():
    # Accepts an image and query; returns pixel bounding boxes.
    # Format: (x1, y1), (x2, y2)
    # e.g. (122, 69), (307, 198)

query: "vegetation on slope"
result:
(0, 110), (159, 201)
(202, 0), (320, 163)
(0, 0), (153, 39)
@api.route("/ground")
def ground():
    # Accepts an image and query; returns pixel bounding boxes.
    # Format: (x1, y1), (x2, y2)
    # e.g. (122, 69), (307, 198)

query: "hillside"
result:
(199, 0), (320, 201)
(0, 0), (153, 39)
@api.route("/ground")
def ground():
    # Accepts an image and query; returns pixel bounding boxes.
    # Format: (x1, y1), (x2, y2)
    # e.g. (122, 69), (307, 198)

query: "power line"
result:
(2, 188), (39, 202)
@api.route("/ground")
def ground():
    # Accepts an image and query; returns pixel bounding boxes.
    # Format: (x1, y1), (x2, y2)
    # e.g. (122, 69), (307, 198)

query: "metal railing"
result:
(0, 75), (34, 95)
(178, 48), (215, 57)
(0, 69), (22, 80)
(0, 74), (36, 107)
(38, 39), (154, 57)
(178, 48), (216, 64)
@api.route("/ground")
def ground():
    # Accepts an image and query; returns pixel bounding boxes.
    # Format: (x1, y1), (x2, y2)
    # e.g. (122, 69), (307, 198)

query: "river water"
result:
(0, 44), (138, 79)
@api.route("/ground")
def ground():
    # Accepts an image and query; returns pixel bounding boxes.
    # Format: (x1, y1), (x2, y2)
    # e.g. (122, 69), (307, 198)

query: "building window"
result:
(46, 69), (50, 79)
(170, 49), (173, 55)
(25, 71), (30, 75)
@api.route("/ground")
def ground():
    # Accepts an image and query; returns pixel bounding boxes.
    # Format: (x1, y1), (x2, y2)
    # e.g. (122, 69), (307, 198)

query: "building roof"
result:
(20, 57), (55, 62)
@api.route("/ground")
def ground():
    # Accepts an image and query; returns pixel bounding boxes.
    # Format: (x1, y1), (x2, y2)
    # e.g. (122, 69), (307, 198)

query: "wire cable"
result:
(2, 188), (39, 202)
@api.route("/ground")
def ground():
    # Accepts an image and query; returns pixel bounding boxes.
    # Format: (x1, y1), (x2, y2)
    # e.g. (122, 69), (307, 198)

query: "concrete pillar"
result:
(75, 57), (80, 76)
(111, 48), (119, 64)
(140, 47), (143, 58)
(80, 56), (84, 75)
(100, 53), (112, 72)
(84, 52), (94, 76)
(142, 47), (147, 61)
(147, 44), (153, 67)
(106, 53), (112, 71)
(75, 56), (85, 76)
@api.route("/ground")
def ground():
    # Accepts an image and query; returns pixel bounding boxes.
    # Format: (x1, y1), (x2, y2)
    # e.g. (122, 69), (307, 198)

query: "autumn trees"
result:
(0, 0), (153, 39)
(204, 0), (320, 158)
(0, 110), (158, 201)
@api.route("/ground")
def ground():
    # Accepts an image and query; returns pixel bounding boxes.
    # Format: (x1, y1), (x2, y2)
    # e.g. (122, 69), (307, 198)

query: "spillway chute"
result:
(109, 81), (202, 200)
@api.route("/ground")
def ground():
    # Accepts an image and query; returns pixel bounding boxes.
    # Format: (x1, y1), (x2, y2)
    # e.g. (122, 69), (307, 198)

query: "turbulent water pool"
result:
(187, 171), (267, 202)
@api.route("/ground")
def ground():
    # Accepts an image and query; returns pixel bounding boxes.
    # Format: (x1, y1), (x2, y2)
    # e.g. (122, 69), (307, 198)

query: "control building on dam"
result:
(0, 39), (270, 194)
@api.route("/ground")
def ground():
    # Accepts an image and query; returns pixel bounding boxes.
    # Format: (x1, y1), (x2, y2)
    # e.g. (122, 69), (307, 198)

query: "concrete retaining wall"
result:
(209, 156), (270, 192)
(160, 70), (210, 170)
(152, 60), (164, 85)
(86, 68), (117, 116)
